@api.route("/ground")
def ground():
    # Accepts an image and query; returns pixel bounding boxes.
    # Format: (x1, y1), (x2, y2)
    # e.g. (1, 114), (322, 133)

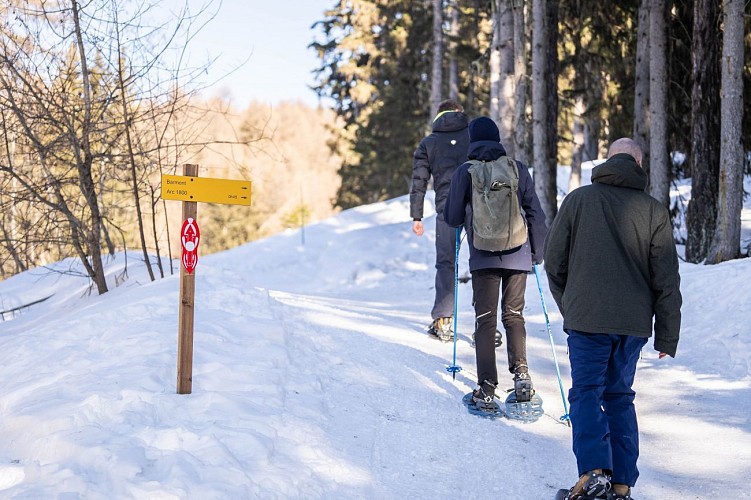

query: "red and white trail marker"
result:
(180, 217), (200, 274)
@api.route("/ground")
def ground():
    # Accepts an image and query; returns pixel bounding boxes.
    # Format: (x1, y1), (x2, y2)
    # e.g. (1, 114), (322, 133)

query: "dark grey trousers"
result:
(431, 213), (457, 320)
(470, 268), (528, 386)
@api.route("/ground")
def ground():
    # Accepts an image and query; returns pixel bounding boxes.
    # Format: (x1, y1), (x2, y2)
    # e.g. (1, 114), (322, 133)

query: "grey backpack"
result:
(467, 157), (528, 252)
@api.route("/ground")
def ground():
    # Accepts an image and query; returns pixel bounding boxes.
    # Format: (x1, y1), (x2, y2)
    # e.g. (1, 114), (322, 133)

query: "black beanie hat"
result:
(468, 116), (500, 143)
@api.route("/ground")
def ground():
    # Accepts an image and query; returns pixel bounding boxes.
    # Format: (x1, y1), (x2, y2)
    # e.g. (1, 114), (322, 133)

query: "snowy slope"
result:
(0, 182), (749, 499)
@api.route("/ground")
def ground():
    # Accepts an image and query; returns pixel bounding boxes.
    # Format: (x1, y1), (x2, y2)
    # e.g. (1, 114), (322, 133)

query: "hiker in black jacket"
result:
(544, 138), (682, 500)
(443, 116), (547, 406)
(410, 100), (469, 341)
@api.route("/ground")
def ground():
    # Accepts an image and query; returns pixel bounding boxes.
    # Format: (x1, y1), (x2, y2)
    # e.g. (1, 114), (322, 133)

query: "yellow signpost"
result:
(161, 174), (251, 206)
(162, 166), (252, 394)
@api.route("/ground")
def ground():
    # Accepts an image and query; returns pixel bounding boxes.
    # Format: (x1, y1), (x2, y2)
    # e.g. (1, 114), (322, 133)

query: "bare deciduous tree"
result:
(0, 0), (224, 291)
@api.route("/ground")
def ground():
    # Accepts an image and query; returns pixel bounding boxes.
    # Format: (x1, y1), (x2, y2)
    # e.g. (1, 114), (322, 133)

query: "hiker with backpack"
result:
(443, 116), (547, 408)
(410, 100), (470, 342)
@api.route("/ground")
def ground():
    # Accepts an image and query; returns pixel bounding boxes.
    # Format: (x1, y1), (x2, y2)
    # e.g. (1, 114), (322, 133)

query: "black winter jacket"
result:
(410, 111), (469, 219)
(543, 153), (682, 357)
(443, 140), (547, 272)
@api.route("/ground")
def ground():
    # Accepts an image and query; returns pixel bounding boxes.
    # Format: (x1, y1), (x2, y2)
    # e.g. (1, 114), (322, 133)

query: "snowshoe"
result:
(462, 392), (504, 419)
(504, 391), (543, 422)
(462, 380), (504, 419)
(555, 490), (615, 500)
(554, 489), (612, 500)
(556, 470), (612, 499)
(606, 486), (633, 499)
(427, 317), (453, 342)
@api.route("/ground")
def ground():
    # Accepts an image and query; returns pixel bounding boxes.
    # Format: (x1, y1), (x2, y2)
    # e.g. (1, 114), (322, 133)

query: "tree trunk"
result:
(532, 0), (557, 224)
(706, 0), (745, 264)
(114, 9), (156, 282)
(512, 0), (529, 166)
(685, 0), (721, 263)
(544, 0), (558, 222)
(633, 0), (650, 171)
(150, 187), (165, 279)
(570, 94), (584, 192)
(648, 0), (670, 207)
(72, 0), (108, 294)
(430, 0), (444, 120)
(2, 139), (27, 274)
(491, 0), (515, 152)
(448, 0), (459, 101)
(467, 0), (481, 113)
(498, 0), (515, 154)
(583, 58), (602, 163)
(569, 11), (584, 193)
(532, 0), (546, 189)
(490, 0), (501, 124)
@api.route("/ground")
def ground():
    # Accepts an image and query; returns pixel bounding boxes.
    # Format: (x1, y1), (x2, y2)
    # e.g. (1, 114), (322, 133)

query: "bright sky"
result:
(182, 0), (332, 108)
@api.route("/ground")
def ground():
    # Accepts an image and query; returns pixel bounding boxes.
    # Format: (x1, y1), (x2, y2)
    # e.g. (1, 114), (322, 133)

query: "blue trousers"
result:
(431, 213), (457, 320)
(567, 330), (648, 487)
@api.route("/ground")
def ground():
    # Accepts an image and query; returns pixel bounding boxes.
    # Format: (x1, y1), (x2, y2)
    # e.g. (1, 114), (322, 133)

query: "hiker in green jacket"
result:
(545, 138), (682, 500)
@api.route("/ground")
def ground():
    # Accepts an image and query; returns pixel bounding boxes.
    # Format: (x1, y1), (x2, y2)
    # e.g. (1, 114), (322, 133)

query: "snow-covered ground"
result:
(0, 171), (749, 499)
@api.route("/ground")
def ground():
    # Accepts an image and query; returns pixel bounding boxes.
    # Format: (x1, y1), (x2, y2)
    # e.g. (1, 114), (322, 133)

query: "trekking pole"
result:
(533, 264), (570, 425)
(446, 227), (462, 379)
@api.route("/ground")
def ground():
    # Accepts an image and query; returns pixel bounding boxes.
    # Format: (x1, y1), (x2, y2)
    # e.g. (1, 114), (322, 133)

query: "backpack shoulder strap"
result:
(500, 156), (519, 180)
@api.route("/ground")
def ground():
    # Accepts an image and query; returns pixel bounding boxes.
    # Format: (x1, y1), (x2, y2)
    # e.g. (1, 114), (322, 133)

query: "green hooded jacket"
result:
(543, 153), (682, 357)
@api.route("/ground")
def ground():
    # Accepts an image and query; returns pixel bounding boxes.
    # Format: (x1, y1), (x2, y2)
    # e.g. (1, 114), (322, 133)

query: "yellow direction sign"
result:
(161, 174), (251, 206)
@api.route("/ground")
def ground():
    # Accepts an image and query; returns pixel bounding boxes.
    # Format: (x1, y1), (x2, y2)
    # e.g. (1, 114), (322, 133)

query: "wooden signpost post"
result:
(161, 164), (252, 394)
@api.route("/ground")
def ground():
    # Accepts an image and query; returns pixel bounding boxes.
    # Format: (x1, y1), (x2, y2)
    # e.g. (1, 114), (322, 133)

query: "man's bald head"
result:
(607, 138), (643, 166)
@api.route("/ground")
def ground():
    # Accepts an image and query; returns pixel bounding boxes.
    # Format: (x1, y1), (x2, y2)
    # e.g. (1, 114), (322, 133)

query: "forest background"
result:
(0, 0), (749, 295)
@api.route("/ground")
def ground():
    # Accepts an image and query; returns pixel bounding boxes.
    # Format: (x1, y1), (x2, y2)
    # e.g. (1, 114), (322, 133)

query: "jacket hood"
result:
(467, 140), (507, 162)
(432, 111), (469, 133)
(591, 153), (648, 191)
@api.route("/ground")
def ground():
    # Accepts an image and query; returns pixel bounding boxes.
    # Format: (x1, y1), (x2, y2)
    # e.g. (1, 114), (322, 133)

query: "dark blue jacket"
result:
(443, 140), (547, 272)
(410, 111), (470, 219)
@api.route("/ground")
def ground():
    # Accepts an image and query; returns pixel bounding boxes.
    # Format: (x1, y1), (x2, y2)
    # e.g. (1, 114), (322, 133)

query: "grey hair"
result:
(607, 138), (643, 165)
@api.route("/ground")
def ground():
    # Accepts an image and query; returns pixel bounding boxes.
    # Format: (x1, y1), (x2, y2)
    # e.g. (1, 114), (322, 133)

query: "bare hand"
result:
(658, 352), (668, 359)
(413, 220), (424, 236)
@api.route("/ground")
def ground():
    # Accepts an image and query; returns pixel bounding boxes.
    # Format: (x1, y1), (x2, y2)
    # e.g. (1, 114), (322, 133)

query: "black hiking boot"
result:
(513, 365), (534, 403)
(471, 380), (497, 410)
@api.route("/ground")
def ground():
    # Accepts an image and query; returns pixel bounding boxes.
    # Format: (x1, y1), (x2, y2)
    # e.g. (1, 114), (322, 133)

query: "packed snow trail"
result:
(0, 193), (748, 498)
